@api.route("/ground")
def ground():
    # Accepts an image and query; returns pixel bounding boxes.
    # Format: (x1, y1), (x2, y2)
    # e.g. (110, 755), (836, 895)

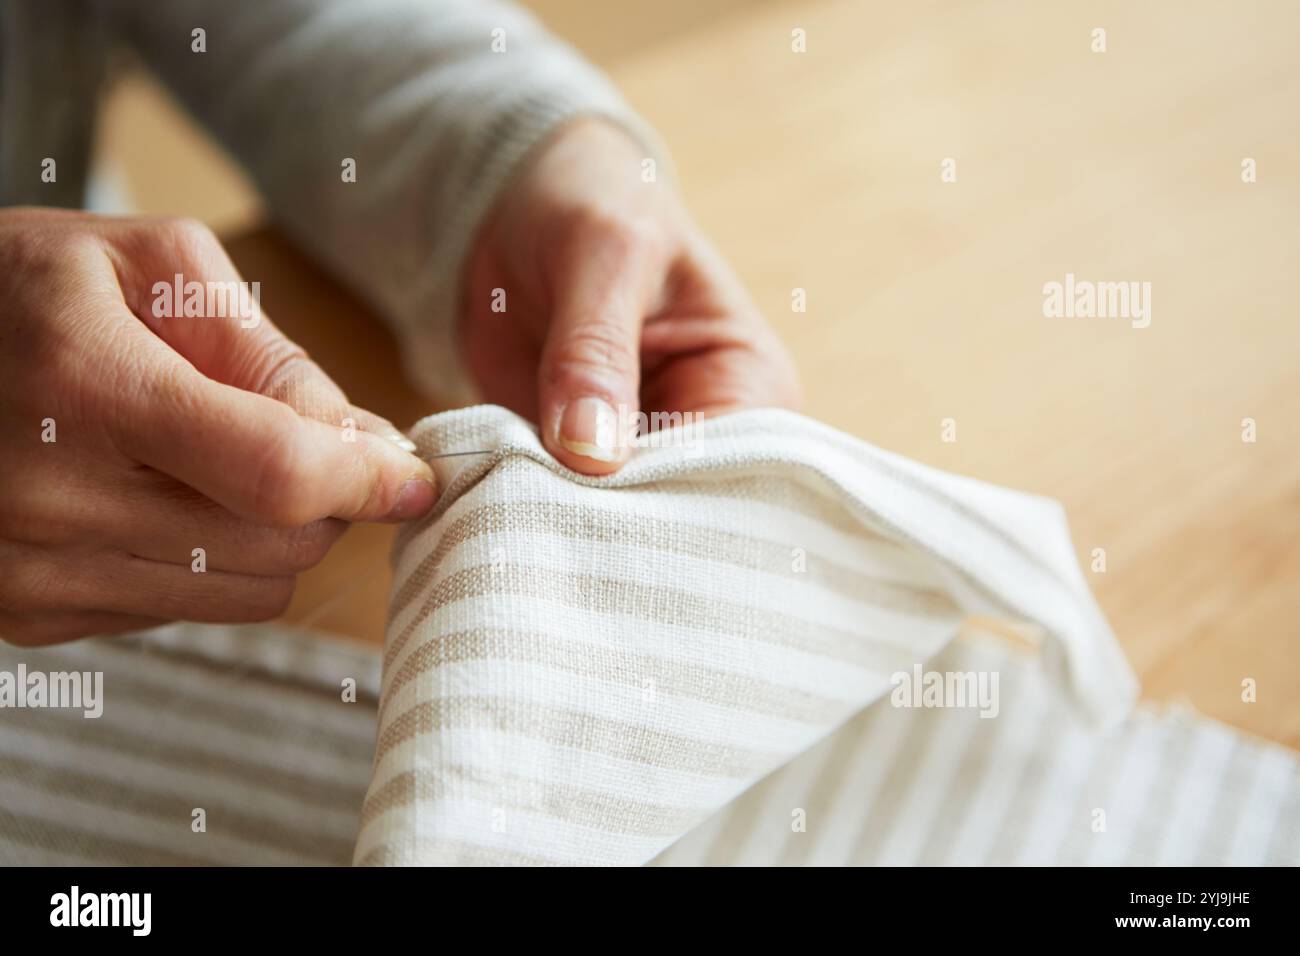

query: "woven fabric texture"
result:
(355, 406), (1138, 865)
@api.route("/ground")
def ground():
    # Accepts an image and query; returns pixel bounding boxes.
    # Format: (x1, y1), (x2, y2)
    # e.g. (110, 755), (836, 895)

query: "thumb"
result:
(538, 219), (665, 475)
(114, 217), (430, 519)
(123, 220), (416, 451)
(227, 322), (417, 456)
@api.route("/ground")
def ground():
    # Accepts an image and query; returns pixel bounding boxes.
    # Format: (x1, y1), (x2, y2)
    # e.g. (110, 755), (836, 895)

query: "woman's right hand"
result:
(0, 207), (436, 645)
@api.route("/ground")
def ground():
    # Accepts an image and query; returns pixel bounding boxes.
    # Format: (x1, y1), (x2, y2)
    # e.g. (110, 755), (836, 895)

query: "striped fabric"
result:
(354, 406), (1138, 865)
(4, 627), (1293, 866)
(654, 636), (1300, 866)
(0, 624), (377, 865)
(3, 406), (1293, 866)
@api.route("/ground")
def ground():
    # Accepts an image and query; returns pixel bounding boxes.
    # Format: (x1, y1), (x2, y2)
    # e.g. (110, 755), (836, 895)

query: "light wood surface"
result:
(104, 1), (1299, 748)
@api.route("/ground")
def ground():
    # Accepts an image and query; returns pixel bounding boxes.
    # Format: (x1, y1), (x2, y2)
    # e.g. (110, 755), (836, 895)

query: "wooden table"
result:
(222, 0), (1298, 748)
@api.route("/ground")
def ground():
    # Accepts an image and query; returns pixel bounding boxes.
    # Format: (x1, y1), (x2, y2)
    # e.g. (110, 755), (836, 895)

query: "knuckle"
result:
(575, 208), (663, 259)
(136, 357), (195, 413)
(247, 418), (319, 527)
(111, 358), (193, 455)
(256, 340), (312, 390)
(1, 209), (100, 263)
(0, 505), (77, 547)
(547, 206), (668, 279)
(0, 470), (86, 547)
(0, 626), (39, 648)
(0, 493), (35, 544)
(547, 322), (640, 383)
(0, 560), (60, 615)
(232, 576), (296, 622)
(3, 246), (111, 393)
(276, 520), (338, 573)
(0, 613), (52, 647)
(149, 216), (218, 258)
(250, 345), (339, 413)
(0, 221), (61, 272)
(0, 615), (89, 647)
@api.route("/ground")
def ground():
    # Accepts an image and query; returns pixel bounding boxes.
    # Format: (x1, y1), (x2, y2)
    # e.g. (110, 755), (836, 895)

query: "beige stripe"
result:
(1053, 724), (1140, 865)
(699, 774), (782, 867)
(1, 708), (367, 815)
(1119, 720), (1192, 865)
(374, 696), (774, 778)
(742, 418), (1088, 599)
(0, 754), (354, 864)
(913, 702), (1020, 864)
(649, 473), (892, 541)
(75, 636), (381, 707)
(684, 418), (1094, 629)
(385, 563), (951, 684)
(914, 667), (1027, 865)
(378, 627), (855, 727)
(360, 766), (699, 837)
(417, 416), (1074, 637)
(0, 808), (216, 866)
(779, 707), (878, 866)
(983, 705), (1070, 865)
(505, 414), (1048, 592)
(854, 460), (1081, 598)
(356, 838), (557, 867)
(31, 649), (375, 763)
(387, 495), (944, 634)
(847, 704), (947, 864)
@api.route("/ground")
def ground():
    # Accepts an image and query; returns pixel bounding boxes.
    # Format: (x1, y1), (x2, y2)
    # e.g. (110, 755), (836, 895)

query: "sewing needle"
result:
(422, 450), (496, 460)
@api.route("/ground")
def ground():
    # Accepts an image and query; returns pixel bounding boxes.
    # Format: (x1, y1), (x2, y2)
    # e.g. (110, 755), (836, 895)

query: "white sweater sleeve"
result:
(104, 0), (668, 405)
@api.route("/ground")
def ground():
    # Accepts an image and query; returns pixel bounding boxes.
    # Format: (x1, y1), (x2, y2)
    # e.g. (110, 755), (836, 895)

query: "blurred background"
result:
(84, 0), (1298, 746)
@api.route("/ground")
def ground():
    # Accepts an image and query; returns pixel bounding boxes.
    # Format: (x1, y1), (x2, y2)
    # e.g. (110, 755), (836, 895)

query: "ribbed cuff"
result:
(401, 93), (674, 409)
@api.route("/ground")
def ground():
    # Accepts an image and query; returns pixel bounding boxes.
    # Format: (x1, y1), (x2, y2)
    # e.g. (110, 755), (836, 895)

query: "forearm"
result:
(104, 0), (666, 403)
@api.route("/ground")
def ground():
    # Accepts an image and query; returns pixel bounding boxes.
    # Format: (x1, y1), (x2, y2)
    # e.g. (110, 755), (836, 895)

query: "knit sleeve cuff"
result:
(398, 91), (673, 408)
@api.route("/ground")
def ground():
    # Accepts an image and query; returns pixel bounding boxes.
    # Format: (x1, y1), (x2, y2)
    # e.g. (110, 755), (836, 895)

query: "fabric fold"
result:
(355, 405), (1138, 866)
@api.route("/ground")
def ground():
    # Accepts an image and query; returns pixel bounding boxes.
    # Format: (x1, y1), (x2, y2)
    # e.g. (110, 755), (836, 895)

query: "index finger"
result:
(116, 349), (436, 526)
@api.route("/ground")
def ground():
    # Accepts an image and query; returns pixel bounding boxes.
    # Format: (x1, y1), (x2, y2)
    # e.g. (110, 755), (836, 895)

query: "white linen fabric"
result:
(354, 405), (1139, 865)
(6, 406), (1294, 867)
(1, 628), (1295, 865)
(656, 635), (1300, 867)
(0, 624), (378, 865)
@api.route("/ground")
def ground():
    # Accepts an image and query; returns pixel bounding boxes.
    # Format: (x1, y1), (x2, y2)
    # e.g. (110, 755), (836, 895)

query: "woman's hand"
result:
(0, 208), (435, 645)
(461, 118), (802, 474)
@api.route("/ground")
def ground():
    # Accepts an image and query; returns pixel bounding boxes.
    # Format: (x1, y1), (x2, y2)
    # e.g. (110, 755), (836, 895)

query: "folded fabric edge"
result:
(403, 405), (1139, 730)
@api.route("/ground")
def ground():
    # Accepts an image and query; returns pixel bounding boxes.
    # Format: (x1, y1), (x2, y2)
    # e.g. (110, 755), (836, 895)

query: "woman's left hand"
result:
(461, 118), (802, 474)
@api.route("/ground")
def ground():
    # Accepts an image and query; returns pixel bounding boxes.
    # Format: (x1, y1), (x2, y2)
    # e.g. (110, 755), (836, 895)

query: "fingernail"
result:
(382, 428), (418, 453)
(388, 477), (436, 520)
(557, 396), (620, 462)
